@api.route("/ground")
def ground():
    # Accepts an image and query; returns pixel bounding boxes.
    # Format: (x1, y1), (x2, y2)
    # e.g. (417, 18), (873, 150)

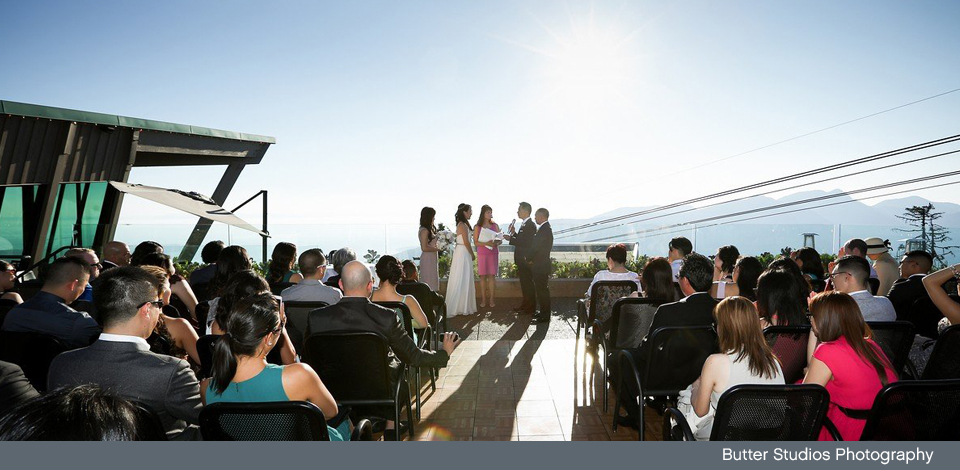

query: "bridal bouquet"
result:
(437, 230), (457, 252)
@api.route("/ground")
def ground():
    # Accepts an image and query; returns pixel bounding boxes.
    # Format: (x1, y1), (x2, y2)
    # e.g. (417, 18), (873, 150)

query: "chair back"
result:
(763, 326), (811, 384)
(711, 384), (829, 441)
(302, 332), (396, 407)
(922, 324), (960, 380)
(0, 302), (15, 327)
(199, 401), (329, 441)
(270, 282), (296, 296)
(868, 277), (880, 295)
(588, 281), (639, 325)
(867, 321), (914, 372)
(643, 326), (718, 396)
(859, 379), (960, 441)
(908, 295), (947, 340)
(282, 301), (329, 352)
(192, 282), (212, 303)
(0, 331), (68, 392)
(131, 400), (169, 441)
(374, 300), (415, 340)
(607, 297), (662, 349)
(396, 282), (438, 326)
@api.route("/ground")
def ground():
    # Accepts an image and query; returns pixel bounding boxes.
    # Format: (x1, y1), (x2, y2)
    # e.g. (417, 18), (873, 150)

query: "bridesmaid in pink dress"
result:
(803, 292), (898, 441)
(473, 205), (501, 308)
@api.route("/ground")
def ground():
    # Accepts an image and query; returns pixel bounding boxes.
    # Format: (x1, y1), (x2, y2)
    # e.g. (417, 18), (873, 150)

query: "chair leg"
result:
(638, 400), (644, 441)
(406, 388), (416, 439)
(416, 367), (422, 421)
(612, 371), (622, 432)
(395, 402), (402, 441)
(602, 354), (608, 413)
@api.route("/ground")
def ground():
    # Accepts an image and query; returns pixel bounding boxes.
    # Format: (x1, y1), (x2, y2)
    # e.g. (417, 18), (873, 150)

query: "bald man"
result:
(101, 241), (131, 271)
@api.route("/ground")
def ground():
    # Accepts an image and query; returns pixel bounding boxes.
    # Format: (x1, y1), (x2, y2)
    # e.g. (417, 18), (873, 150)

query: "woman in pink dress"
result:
(803, 291), (898, 440)
(473, 205), (501, 308)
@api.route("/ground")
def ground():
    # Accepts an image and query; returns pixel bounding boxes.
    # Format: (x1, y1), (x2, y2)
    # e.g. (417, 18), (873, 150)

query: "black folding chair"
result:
(0, 331), (69, 392)
(375, 300), (435, 420)
(130, 400), (169, 441)
(867, 321), (915, 373)
(858, 379), (960, 441)
(593, 297), (663, 412)
(397, 281), (445, 350)
(302, 332), (414, 441)
(614, 326), (719, 440)
(200, 401), (332, 441)
(0, 302), (15, 327)
(282, 301), (328, 352)
(576, 280), (638, 340)
(663, 384), (830, 441)
(868, 277), (881, 295)
(763, 325), (811, 384)
(270, 282), (296, 296)
(922, 325), (960, 380)
(908, 296), (948, 340)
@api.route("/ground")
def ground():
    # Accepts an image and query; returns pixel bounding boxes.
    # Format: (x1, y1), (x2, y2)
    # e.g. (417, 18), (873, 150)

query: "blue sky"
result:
(3, 0), (960, 233)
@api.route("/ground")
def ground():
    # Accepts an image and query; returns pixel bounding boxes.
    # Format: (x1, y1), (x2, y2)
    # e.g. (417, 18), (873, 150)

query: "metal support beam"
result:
(229, 190), (269, 264)
(30, 122), (76, 263)
(178, 163), (245, 262)
(95, 130), (138, 252)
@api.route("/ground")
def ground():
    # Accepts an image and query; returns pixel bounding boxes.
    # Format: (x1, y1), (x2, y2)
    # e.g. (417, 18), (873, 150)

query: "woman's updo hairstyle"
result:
(376, 255), (404, 285)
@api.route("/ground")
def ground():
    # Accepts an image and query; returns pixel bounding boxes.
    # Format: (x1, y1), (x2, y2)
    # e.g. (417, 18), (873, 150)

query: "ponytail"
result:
(208, 293), (282, 395)
(210, 333), (239, 395)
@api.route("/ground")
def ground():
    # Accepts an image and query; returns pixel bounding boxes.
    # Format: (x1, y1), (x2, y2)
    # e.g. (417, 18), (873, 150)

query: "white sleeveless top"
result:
(698, 352), (785, 439)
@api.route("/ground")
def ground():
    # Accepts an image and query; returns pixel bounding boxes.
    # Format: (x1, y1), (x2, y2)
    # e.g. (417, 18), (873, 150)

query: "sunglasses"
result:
(137, 299), (164, 309)
(827, 271), (850, 279)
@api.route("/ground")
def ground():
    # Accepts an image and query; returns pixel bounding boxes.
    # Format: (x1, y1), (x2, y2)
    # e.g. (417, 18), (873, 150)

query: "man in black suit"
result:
(530, 208), (554, 323)
(47, 267), (203, 440)
(505, 202), (536, 313)
(616, 253), (718, 428)
(0, 360), (39, 416)
(888, 250), (936, 336)
(100, 241), (131, 272)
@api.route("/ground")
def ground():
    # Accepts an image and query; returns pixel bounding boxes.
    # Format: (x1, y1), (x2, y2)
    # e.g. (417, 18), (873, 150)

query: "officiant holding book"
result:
(474, 204), (502, 308)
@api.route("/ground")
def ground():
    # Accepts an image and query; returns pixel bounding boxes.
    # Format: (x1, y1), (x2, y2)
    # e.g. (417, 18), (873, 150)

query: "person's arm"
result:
(1, 292), (23, 304)
(419, 228), (439, 252)
(923, 266), (960, 325)
(289, 273), (303, 283)
(171, 281), (199, 320)
(166, 316), (201, 364)
(802, 357), (833, 386)
(806, 324), (818, 365)
(165, 360), (204, 424)
(693, 355), (721, 417)
(199, 378), (209, 405)
(283, 363), (339, 420)
(388, 314), (454, 368)
(404, 296), (429, 330)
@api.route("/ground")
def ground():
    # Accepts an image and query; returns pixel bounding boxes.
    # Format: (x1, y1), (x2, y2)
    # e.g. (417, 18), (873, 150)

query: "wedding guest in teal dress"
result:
(201, 293), (350, 440)
(267, 242), (303, 291)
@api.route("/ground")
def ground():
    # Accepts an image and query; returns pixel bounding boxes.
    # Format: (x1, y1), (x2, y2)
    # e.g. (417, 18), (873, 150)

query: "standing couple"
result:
(445, 203), (503, 317)
(503, 202), (553, 323)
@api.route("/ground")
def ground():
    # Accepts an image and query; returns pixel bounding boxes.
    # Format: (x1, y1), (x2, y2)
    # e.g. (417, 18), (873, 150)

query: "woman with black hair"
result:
(209, 245), (253, 298)
(266, 242), (303, 289)
(710, 245), (740, 299)
(371, 255), (429, 329)
(445, 203), (477, 317)
(130, 241), (164, 267)
(794, 247), (826, 281)
(755, 269), (809, 327)
(731, 256), (763, 301)
(418, 207), (441, 291)
(201, 293), (350, 441)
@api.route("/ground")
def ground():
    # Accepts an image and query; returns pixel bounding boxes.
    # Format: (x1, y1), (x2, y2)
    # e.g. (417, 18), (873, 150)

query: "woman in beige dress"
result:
(418, 207), (440, 291)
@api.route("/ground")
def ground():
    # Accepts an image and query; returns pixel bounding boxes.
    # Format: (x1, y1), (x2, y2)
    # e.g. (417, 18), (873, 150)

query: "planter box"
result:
(439, 278), (590, 299)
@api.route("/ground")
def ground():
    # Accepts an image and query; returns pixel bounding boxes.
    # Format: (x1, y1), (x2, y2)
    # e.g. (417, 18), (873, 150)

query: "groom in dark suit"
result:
(506, 202), (537, 314)
(530, 208), (554, 323)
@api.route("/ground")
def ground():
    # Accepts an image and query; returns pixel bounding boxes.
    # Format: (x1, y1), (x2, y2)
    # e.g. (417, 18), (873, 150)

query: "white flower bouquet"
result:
(437, 230), (457, 252)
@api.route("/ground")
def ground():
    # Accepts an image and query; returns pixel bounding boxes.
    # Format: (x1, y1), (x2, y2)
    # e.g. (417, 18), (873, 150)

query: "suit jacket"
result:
(636, 292), (718, 359)
(0, 360), (39, 416)
(306, 297), (449, 368)
(887, 274), (927, 320)
(47, 339), (203, 441)
(509, 218), (537, 264)
(100, 260), (120, 272)
(530, 222), (554, 274)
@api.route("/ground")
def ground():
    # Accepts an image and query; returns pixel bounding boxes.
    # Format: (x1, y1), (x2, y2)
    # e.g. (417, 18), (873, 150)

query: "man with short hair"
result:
(400, 260), (419, 283)
(100, 241), (131, 271)
(865, 237), (898, 295)
(47, 267), (203, 441)
(188, 240), (224, 286)
(281, 249), (343, 305)
(829, 255), (895, 321)
(1, 257), (99, 348)
(668, 237), (693, 282)
(65, 248), (101, 302)
(842, 238), (879, 279)
(887, 250), (936, 334)
(530, 208), (554, 323)
(505, 202), (537, 314)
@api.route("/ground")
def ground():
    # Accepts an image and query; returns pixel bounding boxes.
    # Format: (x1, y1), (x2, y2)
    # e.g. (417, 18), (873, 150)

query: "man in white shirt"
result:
(829, 255), (896, 322)
(668, 237), (693, 283)
(281, 249), (343, 305)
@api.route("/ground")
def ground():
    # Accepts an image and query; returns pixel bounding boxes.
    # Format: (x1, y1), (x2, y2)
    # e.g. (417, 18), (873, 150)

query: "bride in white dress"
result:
(445, 203), (477, 317)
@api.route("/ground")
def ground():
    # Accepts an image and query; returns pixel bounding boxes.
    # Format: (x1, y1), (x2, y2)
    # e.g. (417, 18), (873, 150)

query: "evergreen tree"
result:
(896, 203), (955, 268)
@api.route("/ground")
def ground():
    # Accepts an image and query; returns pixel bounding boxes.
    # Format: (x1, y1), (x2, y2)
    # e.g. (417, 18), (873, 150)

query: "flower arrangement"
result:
(436, 230), (457, 252)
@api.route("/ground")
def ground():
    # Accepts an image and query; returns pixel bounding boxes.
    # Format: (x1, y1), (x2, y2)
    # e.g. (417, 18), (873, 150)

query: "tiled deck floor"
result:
(399, 299), (661, 441)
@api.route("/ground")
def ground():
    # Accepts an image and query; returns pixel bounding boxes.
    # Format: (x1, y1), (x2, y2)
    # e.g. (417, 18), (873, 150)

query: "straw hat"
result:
(865, 237), (890, 255)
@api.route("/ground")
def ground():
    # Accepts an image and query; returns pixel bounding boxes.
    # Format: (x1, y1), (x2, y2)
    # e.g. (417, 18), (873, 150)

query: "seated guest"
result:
(371, 256), (429, 329)
(130, 240), (164, 267)
(209, 245), (253, 299)
(201, 293), (350, 440)
(838, 238), (879, 279)
(65, 248), (101, 302)
(188, 240), (224, 287)
(829, 255), (895, 321)
(887, 250), (934, 320)
(730, 256), (762, 301)
(0, 260), (24, 304)
(401, 260), (419, 283)
(615, 257), (678, 349)
(47, 267), (203, 440)
(688, 297), (784, 439)
(755, 269), (809, 327)
(322, 249), (339, 283)
(324, 248), (357, 288)
(668, 237), (693, 282)
(138, 252), (199, 321)
(793, 247), (825, 283)
(583, 243), (642, 312)
(140, 265), (201, 365)
(709, 245), (740, 299)
(281, 249), (343, 305)
(913, 263), (960, 373)
(1, 257), (99, 348)
(100, 241), (131, 271)
(768, 257), (813, 300)
(865, 237), (898, 295)
(803, 292), (897, 441)
(266, 242), (303, 290)
(0, 384), (167, 441)
(0, 360), (39, 415)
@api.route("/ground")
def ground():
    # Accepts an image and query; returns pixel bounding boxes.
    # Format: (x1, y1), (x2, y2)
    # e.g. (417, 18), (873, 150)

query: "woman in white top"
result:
(371, 255), (429, 329)
(710, 245), (740, 299)
(690, 296), (784, 440)
(584, 243), (642, 307)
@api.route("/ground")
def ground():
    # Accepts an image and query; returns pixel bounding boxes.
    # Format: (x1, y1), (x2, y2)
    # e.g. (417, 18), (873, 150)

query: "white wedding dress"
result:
(445, 228), (477, 317)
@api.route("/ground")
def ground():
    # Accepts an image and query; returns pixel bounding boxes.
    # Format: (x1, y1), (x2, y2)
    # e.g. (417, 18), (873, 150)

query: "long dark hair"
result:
(734, 256), (763, 301)
(716, 245), (740, 277)
(755, 269), (808, 326)
(810, 292), (896, 386)
(211, 246), (252, 296)
(375, 255), (403, 286)
(795, 247), (825, 279)
(641, 257), (678, 303)
(476, 205), (494, 229)
(214, 270), (270, 329)
(139, 252), (175, 276)
(419, 207), (437, 242)
(455, 203), (473, 231)
(131, 241), (163, 266)
(210, 293), (281, 395)
(266, 242), (297, 286)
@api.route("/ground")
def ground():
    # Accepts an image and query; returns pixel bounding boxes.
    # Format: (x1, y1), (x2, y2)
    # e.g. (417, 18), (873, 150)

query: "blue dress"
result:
(205, 364), (349, 441)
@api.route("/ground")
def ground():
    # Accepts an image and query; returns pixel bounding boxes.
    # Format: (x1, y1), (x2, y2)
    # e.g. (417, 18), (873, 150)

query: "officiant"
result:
(473, 204), (502, 309)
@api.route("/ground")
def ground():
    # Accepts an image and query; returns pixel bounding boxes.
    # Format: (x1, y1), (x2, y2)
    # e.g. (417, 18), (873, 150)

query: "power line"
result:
(556, 147), (960, 240)
(555, 133), (960, 236)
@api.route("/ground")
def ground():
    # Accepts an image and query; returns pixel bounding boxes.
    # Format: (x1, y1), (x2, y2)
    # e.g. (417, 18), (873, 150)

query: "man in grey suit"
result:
(829, 255), (896, 322)
(48, 267), (203, 440)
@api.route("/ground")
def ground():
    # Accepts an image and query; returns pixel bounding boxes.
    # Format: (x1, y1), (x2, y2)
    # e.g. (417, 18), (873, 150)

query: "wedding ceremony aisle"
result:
(408, 300), (655, 441)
